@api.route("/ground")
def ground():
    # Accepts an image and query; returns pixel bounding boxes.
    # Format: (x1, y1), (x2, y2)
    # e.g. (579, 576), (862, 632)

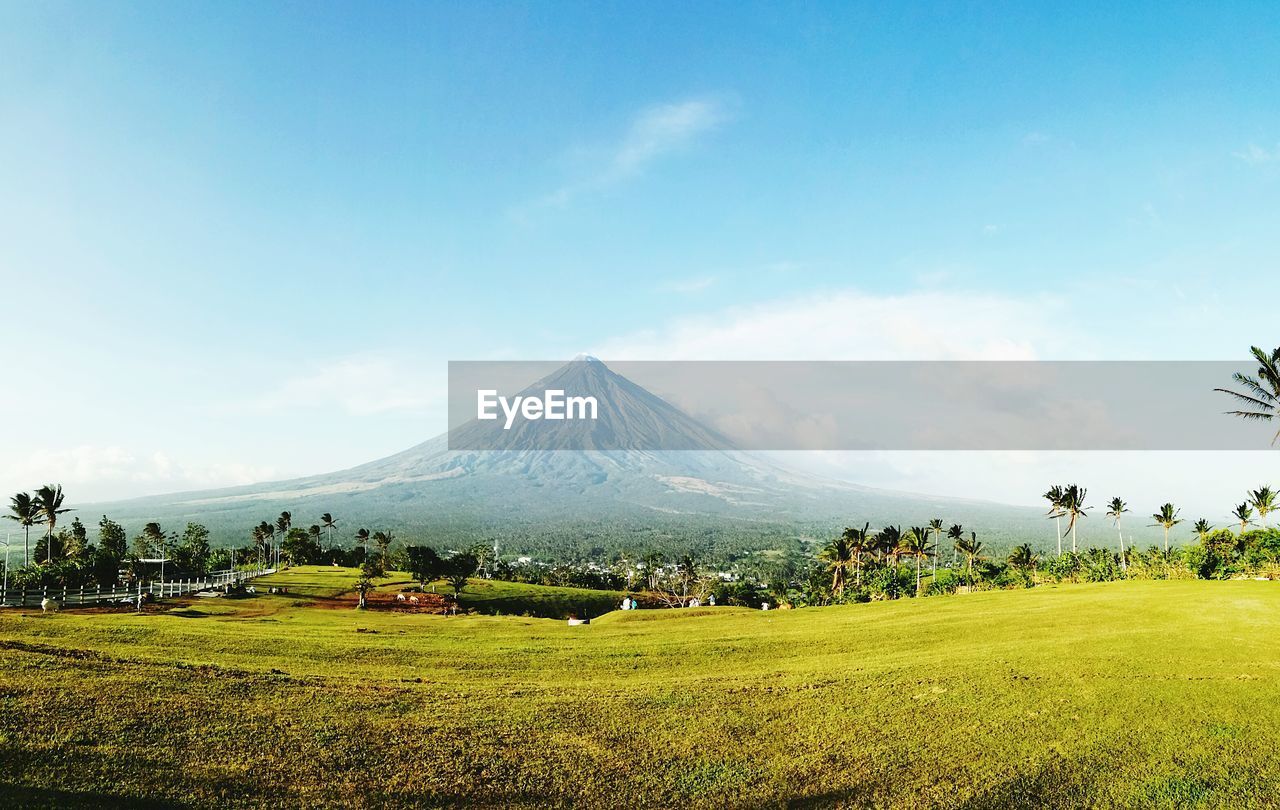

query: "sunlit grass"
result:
(3, 579), (1280, 807)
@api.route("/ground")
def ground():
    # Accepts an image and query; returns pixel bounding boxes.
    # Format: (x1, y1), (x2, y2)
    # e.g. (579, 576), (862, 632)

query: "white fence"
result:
(0, 566), (275, 608)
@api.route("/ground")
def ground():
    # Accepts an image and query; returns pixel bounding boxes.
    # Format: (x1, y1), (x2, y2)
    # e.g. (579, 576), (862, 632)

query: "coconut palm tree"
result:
(275, 511), (292, 568)
(840, 522), (872, 588)
(1151, 503), (1182, 554)
(955, 532), (984, 586)
(1044, 485), (1066, 556)
(819, 533), (856, 597)
(143, 522), (170, 582)
(4, 492), (42, 566)
(1249, 486), (1276, 528)
(928, 518), (944, 574)
(899, 528), (932, 596)
(1215, 345), (1280, 444)
(256, 521), (274, 568)
(320, 512), (338, 549)
(1007, 543), (1038, 571)
(250, 524), (267, 568)
(879, 526), (903, 567)
(1193, 519), (1212, 543)
(1233, 502), (1255, 535)
(34, 484), (71, 563)
(355, 527), (370, 557)
(947, 524), (964, 566)
(374, 530), (394, 562)
(1105, 497), (1130, 572)
(1058, 484), (1089, 555)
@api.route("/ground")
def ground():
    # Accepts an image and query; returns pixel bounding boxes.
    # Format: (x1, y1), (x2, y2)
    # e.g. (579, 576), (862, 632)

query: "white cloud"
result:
(1234, 143), (1278, 165)
(526, 98), (728, 211)
(611, 100), (726, 176)
(0, 445), (276, 502)
(596, 288), (1082, 361)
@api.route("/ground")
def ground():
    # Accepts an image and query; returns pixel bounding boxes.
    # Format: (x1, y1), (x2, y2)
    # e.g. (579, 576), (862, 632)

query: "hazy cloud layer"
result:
(2, 445), (276, 503)
(595, 288), (1079, 361)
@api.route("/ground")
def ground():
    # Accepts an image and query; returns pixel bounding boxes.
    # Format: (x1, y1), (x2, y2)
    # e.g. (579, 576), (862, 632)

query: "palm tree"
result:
(320, 512), (338, 549)
(928, 518), (944, 574)
(899, 528), (932, 596)
(1151, 503), (1182, 555)
(955, 532), (984, 586)
(819, 533), (856, 597)
(947, 524), (964, 566)
(1044, 485), (1066, 556)
(879, 526), (903, 567)
(34, 485), (71, 564)
(143, 522), (170, 582)
(1007, 543), (1038, 571)
(256, 521), (274, 568)
(1215, 345), (1280, 444)
(1105, 497), (1130, 572)
(1193, 519), (1212, 543)
(842, 523), (872, 588)
(4, 492), (43, 566)
(355, 527), (370, 557)
(1059, 484), (1089, 554)
(251, 524), (267, 568)
(1233, 502), (1255, 535)
(275, 511), (292, 568)
(374, 530), (394, 562)
(1249, 486), (1276, 528)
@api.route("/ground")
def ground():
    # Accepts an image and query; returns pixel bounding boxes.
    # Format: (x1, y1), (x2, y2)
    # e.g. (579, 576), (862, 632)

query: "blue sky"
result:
(1, 2), (1278, 510)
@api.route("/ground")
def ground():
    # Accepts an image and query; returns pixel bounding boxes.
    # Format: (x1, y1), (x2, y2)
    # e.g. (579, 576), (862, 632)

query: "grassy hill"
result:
(3, 577), (1280, 807)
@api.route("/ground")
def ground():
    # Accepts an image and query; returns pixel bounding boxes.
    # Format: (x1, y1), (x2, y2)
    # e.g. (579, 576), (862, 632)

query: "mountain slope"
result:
(88, 359), (1065, 555)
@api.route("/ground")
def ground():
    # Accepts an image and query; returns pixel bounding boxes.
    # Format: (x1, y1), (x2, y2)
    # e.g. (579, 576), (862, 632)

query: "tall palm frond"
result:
(1106, 497), (1129, 571)
(5, 492), (44, 566)
(1232, 502), (1255, 534)
(1215, 346), (1280, 444)
(1151, 503), (1182, 554)
(34, 484), (71, 563)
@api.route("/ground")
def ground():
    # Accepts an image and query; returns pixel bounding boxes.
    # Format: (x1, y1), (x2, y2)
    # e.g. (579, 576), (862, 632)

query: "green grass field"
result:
(248, 566), (625, 618)
(3, 571), (1280, 808)
(448, 577), (625, 618)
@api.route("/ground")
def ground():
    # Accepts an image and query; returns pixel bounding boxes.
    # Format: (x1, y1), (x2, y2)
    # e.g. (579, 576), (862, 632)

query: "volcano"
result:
(88, 358), (1049, 556)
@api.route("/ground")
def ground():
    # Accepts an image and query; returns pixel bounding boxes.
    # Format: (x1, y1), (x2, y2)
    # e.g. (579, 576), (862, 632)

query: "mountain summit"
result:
(449, 356), (736, 452)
